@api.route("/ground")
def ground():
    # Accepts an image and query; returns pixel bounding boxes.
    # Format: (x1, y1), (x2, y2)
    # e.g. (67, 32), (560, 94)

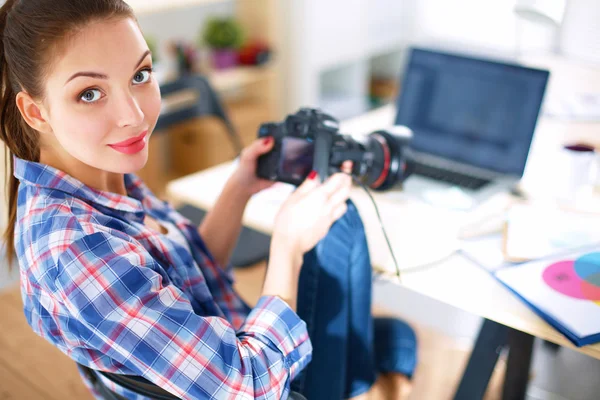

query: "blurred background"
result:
(1, 0), (600, 399)
(122, 0), (599, 196)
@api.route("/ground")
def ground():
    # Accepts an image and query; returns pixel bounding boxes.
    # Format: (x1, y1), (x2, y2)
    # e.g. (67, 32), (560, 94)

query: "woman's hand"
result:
(228, 137), (276, 197)
(271, 163), (353, 268)
(262, 163), (353, 310)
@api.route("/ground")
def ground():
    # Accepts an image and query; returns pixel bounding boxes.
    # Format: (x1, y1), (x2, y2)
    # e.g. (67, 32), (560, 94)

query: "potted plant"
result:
(201, 17), (244, 70)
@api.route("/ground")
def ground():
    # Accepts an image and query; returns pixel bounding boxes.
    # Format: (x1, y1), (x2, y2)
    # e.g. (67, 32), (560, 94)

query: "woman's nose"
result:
(116, 92), (144, 128)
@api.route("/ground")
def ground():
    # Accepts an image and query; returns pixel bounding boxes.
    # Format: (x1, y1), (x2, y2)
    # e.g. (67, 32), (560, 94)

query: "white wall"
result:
(412, 0), (519, 52)
(408, 0), (560, 59)
(408, 0), (600, 65)
(560, 0), (600, 65)
(136, 2), (236, 63)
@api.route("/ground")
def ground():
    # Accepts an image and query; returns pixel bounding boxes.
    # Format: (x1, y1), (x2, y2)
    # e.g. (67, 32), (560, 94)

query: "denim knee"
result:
(373, 317), (418, 378)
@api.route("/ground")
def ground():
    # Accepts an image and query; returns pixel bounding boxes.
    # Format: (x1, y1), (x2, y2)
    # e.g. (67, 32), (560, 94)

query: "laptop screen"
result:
(395, 48), (549, 176)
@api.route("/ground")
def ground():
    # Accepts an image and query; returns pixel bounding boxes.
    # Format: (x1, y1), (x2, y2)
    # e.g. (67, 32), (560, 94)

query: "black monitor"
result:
(395, 47), (550, 176)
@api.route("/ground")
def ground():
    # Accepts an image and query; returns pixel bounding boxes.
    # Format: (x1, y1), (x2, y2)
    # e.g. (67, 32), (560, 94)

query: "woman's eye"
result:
(80, 89), (102, 103)
(133, 69), (152, 85)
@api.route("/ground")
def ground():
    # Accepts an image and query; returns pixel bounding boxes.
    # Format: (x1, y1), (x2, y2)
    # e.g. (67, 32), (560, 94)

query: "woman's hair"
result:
(0, 0), (135, 266)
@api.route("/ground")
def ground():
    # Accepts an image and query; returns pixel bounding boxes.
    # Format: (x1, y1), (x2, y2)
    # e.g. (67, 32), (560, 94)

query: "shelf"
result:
(210, 65), (274, 93)
(159, 65), (275, 115)
(126, 0), (232, 16)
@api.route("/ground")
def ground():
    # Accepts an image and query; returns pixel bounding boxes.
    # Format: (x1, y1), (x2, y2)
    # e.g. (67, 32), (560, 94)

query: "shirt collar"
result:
(13, 156), (147, 217)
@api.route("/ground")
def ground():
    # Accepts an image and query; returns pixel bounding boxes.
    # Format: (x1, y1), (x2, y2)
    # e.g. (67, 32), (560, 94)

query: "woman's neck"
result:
(39, 148), (127, 196)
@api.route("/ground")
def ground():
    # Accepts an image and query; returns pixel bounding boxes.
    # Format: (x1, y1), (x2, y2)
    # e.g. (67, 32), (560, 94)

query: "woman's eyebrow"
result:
(134, 50), (152, 70)
(64, 50), (151, 85)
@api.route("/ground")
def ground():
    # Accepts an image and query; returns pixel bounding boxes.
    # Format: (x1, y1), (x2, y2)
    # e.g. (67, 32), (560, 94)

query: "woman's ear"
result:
(15, 91), (52, 134)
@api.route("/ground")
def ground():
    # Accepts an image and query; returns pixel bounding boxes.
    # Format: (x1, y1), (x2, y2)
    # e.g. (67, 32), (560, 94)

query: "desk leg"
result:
(454, 319), (508, 400)
(502, 329), (534, 400)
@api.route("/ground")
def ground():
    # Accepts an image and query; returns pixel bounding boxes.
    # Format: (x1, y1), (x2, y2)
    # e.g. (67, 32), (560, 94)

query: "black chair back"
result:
(80, 362), (308, 400)
(156, 74), (243, 154)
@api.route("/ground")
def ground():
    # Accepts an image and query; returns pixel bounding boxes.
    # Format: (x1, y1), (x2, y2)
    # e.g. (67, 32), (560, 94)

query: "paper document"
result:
(504, 204), (600, 261)
(495, 246), (600, 345)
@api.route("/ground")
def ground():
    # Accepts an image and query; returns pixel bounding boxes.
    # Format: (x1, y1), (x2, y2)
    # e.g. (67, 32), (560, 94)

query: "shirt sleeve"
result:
(163, 200), (237, 282)
(54, 231), (312, 400)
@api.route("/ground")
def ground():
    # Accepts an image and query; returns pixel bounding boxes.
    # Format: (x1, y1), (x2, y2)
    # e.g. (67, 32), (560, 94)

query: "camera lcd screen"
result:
(279, 137), (314, 182)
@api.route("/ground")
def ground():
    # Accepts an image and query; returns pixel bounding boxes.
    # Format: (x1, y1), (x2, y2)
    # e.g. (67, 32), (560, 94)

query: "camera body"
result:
(257, 108), (413, 190)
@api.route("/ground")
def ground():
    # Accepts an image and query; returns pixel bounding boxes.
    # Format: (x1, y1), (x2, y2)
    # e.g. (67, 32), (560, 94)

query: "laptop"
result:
(396, 47), (550, 210)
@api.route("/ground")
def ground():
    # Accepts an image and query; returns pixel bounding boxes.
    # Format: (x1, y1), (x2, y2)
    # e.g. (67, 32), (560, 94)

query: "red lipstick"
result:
(108, 130), (148, 155)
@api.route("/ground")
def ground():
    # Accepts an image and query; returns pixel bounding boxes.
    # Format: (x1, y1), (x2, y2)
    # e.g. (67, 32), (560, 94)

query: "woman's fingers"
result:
(295, 164), (353, 209)
(321, 172), (352, 199)
(295, 171), (320, 196)
(242, 136), (275, 161)
(327, 180), (351, 208)
(257, 136), (275, 154)
(341, 160), (353, 174)
(330, 202), (348, 222)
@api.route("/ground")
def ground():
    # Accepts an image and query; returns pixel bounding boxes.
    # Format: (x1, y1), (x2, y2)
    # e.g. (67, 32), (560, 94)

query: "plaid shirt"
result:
(13, 157), (311, 399)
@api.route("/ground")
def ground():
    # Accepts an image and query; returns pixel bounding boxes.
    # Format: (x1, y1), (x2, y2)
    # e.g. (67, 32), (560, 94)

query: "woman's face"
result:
(41, 17), (161, 175)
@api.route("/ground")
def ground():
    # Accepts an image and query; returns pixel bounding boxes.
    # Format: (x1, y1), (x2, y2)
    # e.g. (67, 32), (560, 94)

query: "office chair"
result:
(157, 74), (271, 268)
(80, 363), (307, 400)
(156, 74), (243, 154)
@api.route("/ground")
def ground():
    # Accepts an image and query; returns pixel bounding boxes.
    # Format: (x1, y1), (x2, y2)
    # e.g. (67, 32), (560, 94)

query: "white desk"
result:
(167, 58), (600, 361)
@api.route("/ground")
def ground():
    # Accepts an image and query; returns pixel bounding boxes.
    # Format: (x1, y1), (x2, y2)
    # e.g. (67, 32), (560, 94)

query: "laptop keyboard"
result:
(411, 161), (491, 190)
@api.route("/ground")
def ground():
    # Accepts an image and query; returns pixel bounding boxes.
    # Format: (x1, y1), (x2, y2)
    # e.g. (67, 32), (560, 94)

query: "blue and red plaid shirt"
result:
(13, 156), (311, 399)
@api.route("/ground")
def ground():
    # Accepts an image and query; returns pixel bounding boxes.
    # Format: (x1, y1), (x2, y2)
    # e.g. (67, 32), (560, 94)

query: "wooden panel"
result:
(136, 132), (170, 197)
(0, 360), (50, 400)
(0, 287), (92, 400)
(225, 99), (275, 147)
(236, 0), (284, 118)
(169, 118), (237, 178)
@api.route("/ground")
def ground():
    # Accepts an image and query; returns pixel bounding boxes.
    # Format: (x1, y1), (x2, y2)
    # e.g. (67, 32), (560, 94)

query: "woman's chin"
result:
(107, 150), (149, 174)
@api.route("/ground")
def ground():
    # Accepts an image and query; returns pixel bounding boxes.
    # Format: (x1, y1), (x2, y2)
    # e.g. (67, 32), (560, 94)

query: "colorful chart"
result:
(542, 253), (600, 305)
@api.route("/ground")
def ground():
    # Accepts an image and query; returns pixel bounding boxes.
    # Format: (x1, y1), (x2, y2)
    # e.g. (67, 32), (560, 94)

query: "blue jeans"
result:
(290, 201), (418, 399)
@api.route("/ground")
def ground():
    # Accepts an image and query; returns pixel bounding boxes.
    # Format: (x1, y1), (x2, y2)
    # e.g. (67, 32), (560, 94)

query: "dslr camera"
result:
(256, 108), (413, 190)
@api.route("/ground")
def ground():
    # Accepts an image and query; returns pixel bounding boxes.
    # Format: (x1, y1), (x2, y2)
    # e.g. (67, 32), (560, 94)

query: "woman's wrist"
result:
(225, 171), (254, 202)
(262, 235), (304, 311)
(270, 232), (304, 272)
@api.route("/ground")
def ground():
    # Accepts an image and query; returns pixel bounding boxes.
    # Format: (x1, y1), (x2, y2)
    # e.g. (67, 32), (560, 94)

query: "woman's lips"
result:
(108, 130), (148, 154)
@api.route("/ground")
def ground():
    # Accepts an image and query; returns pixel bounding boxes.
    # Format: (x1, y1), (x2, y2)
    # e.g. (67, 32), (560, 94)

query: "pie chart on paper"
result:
(542, 253), (600, 305)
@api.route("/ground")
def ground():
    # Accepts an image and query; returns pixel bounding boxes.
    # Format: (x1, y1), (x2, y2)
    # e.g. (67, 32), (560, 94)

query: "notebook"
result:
(495, 246), (600, 347)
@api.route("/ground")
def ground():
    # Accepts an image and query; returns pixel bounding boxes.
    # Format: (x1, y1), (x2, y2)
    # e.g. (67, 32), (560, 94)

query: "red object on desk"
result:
(238, 42), (271, 66)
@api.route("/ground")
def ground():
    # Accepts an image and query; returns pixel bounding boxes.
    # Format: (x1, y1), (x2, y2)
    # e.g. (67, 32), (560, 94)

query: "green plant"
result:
(201, 17), (244, 50)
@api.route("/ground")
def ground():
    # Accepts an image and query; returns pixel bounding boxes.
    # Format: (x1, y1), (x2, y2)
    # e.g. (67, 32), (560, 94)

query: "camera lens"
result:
(364, 130), (411, 191)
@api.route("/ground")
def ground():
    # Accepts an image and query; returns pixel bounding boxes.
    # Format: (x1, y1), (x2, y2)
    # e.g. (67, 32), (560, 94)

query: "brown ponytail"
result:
(0, 0), (134, 267)
(0, 0), (29, 268)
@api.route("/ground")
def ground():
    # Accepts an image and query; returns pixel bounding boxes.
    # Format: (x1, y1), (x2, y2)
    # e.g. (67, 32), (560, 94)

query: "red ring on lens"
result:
(370, 133), (391, 189)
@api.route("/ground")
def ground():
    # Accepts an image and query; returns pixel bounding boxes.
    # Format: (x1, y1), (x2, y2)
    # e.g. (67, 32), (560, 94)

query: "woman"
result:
(0, 0), (417, 398)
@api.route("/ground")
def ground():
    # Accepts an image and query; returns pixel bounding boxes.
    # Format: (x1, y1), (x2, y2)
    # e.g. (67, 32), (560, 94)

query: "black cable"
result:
(351, 176), (402, 282)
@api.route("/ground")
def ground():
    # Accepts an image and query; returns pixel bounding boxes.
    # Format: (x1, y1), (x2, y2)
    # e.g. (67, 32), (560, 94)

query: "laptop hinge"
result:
(407, 150), (518, 181)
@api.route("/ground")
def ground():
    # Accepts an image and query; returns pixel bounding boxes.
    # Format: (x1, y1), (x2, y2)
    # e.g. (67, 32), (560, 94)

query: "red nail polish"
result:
(263, 137), (272, 145)
(308, 170), (317, 180)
